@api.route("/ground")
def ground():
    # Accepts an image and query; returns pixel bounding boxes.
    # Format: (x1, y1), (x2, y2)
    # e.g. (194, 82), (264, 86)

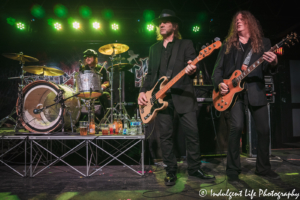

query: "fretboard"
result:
(235, 45), (279, 82)
(155, 59), (199, 99)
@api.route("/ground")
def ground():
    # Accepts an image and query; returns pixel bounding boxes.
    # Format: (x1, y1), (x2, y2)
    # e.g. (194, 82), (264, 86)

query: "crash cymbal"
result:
(2, 53), (39, 62)
(98, 43), (129, 55)
(23, 66), (65, 76)
(107, 63), (133, 72)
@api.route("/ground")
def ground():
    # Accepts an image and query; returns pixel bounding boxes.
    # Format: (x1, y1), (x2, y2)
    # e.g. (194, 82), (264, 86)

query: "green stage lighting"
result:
(7, 17), (16, 26)
(17, 23), (25, 30)
(112, 23), (118, 30)
(73, 22), (80, 29)
(147, 24), (154, 31)
(193, 26), (200, 32)
(93, 22), (100, 29)
(54, 4), (68, 18)
(143, 10), (155, 22)
(31, 4), (45, 19)
(54, 23), (62, 30)
(102, 9), (114, 19)
(79, 5), (92, 19)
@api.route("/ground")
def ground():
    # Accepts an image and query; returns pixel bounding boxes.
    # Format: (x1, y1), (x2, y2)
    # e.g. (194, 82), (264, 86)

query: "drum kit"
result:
(0, 43), (135, 134)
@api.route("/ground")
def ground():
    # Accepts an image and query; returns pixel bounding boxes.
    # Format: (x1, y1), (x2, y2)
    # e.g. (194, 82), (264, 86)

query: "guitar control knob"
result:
(221, 100), (224, 103)
(221, 106), (223, 109)
(225, 102), (228, 105)
(218, 103), (220, 106)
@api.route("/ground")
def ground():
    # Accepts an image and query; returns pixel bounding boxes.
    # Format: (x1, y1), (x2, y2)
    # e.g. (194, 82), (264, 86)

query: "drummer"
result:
(81, 49), (110, 91)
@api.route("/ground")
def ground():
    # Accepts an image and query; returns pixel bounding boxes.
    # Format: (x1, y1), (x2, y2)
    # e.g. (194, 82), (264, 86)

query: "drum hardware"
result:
(0, 52), (39, 131)
(98, 43), (129, 55)
(8, 76), (34, 80)
(98, 44), (132, 124)
(17, 81), (81, 133)
(75, 70), (103, 99)
(23, 65), (65, 76)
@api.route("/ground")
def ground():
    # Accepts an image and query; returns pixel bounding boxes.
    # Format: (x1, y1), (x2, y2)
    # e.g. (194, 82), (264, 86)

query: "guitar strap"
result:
(166, 39), (181, 79)
(239, 41), (253, 71)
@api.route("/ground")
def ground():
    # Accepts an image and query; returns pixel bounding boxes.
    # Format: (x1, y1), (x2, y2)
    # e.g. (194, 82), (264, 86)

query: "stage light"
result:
(67, 17), (75, 25)
(112, 23), (118, 30)
(102, 9), (114, 19)
(54, 23), (62, 30)
(93, 22), (100, 29)
(79, 5), (92, 19)
(143, 10), (155, 22)
(6, 17), (16, 26)
(31, 4), (45, 19)
(147, 24), (154, 31)
(54, 4), (68, 18)
(193, 26), (200, 32)
(17, 23), (25, 30)
(73, 22), (80, 29)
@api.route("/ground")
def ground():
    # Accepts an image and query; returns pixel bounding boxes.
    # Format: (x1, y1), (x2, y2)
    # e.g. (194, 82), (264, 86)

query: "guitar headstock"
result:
(282, 32), (298, 48)
(197, 39), (222, 60)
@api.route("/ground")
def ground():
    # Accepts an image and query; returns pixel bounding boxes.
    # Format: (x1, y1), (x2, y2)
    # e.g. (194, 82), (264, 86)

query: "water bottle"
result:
(137, 117), (142, 135)
(122, 116), (128, 135)
(130, 117), (137, 135)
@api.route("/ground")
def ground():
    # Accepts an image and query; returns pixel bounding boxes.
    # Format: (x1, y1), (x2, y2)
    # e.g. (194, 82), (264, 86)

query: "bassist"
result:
(138, 9), (215, 186)
(212, 11), (278, 181)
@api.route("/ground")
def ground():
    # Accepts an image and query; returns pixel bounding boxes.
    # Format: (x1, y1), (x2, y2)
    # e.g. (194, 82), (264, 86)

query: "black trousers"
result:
(156, 98), (201, 173)
(227, 98), (271, 176)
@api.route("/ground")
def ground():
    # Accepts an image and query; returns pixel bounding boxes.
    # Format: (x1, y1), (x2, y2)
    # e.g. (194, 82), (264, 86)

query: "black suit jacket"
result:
(140, 39), (199, 114)
(212, 37), (273, 106)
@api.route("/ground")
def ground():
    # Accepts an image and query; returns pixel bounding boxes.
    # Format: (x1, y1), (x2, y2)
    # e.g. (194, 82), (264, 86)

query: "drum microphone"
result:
(33, 108), (43, 114)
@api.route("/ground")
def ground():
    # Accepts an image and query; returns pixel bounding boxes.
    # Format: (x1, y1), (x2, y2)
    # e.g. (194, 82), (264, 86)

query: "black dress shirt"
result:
(158, 39), (175, 79)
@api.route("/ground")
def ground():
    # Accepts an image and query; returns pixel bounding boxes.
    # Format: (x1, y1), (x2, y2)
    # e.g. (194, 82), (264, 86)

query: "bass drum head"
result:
(19, 80), (81, 133)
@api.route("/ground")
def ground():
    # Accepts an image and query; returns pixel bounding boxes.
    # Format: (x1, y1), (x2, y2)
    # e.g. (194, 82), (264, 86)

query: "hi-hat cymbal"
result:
(107, 63), (133, 72)
(98, 43), (129, 55)
(23, 66), (65, 76)
(2, 53), (39, 63)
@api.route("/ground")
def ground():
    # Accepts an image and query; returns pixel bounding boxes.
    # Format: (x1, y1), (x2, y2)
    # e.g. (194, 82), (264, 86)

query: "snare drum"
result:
(75, 70), (102, 99)
(17, 80), (81, 133)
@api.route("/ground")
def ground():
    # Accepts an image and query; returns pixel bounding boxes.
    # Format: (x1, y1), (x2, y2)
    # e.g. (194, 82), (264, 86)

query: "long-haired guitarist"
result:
(138, 9), (215, 186)
(212, 11), (278, 181)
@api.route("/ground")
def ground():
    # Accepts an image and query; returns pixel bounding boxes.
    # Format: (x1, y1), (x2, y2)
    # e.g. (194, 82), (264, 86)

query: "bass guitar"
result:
(139, 38), (222, 123)
(212, 32), (298, 112)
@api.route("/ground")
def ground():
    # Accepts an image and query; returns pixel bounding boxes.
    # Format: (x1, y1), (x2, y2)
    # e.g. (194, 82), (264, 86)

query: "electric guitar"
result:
(212, 32), (298, 112)
(139, 38), (222, 123)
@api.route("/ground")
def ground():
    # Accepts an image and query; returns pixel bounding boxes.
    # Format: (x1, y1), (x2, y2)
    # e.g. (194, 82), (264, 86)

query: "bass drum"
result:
(17, 80), (81, 133)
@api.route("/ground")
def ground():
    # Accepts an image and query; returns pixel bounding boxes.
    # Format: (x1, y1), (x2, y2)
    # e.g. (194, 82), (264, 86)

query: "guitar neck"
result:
(155, 59), (198, 99)
(236, 44), (281, 82)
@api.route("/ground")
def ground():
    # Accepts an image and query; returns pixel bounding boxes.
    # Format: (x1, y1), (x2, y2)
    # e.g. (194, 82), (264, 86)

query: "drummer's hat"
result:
(152, 9), (182, 26)
(83, 49), (98, 58)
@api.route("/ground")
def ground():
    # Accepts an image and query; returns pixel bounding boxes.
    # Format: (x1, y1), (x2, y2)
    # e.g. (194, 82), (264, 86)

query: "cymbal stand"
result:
(113, 69), (130, 120)
(101, 48), (119, 124)
(0, 52), (26, 131)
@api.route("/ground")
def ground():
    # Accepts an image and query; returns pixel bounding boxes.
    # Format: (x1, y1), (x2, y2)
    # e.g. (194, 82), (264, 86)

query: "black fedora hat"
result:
(152, 9), (182, 26)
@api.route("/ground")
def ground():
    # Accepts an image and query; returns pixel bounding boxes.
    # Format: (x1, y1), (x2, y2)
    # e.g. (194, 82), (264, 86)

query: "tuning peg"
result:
(201, 45), (206, 49)
(206, 43), (209, 46)
(214, 37), (220, 41)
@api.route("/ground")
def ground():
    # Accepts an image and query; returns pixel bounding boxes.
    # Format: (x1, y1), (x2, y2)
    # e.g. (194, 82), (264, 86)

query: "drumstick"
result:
(98, 61), (107, 73)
